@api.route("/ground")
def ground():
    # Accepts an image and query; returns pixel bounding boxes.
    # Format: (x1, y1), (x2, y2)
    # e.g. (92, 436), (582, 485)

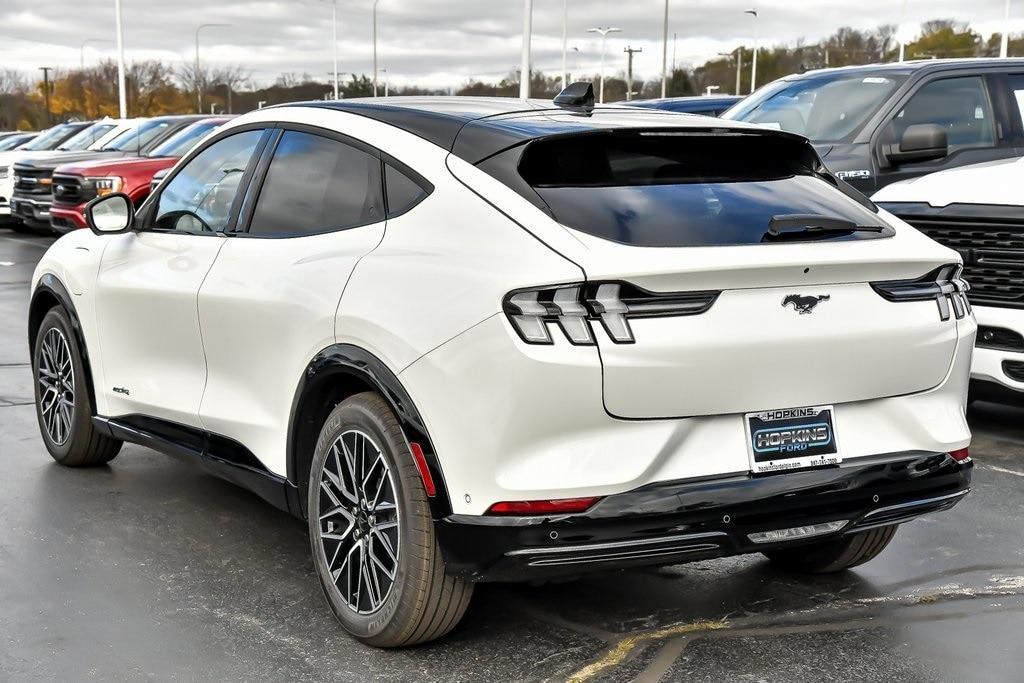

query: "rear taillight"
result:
(485, 496), (602, 515)
(871, 264), (971, 321)
(504, 282), (719, 345)
(949, 447), (971, 462)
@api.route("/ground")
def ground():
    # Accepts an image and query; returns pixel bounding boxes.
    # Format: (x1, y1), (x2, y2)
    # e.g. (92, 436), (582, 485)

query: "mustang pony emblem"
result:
(782, 294), (830, 314)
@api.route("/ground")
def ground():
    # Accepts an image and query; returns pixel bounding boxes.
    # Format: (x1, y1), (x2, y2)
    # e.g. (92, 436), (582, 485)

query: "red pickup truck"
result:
(49, 117), (232, 232)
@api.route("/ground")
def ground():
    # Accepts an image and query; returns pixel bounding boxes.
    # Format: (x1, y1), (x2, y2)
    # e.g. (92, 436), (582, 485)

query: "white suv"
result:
(29, 91), (975, 647)
(874, 157), (1024, 403)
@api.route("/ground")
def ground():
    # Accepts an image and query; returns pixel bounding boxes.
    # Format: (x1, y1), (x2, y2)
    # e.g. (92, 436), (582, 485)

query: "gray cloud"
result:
(0, 0), (1017, 89)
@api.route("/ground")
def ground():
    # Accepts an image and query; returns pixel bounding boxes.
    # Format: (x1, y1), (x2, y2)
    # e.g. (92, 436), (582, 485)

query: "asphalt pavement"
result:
(1, 227), (1023, 682)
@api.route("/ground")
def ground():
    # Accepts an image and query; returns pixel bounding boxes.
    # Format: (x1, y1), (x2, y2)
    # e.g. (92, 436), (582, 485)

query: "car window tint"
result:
(249, 131), (383, 237)
(385, 163), (428, 216)
(892, 76), (995, 153)
(153, 130), (262, 233)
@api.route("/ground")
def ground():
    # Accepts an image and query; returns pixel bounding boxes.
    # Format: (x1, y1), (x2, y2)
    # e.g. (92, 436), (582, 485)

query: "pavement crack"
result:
(566, 619), (727, 683)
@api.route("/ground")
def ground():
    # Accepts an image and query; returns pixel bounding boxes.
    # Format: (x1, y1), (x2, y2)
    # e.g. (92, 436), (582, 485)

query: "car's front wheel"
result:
(762, 524), (898, 573)
(33, 307), (122, 466)
(307, 392), (473, 647)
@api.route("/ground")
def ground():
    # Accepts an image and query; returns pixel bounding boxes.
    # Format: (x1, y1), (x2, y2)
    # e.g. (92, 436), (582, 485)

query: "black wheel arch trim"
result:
(29, 274), (99, 411)
(287, 343), (454, 519)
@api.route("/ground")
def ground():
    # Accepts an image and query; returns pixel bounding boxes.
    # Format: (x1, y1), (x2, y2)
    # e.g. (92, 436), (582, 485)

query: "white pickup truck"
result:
(874, 157), (1024, 402)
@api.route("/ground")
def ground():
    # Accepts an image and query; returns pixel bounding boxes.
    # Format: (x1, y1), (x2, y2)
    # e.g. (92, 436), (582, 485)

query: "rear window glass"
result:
(517, 132), (886, 247)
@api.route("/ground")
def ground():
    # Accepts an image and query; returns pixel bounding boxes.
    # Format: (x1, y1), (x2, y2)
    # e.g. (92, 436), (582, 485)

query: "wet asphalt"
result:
(1, 227), (1023, 682)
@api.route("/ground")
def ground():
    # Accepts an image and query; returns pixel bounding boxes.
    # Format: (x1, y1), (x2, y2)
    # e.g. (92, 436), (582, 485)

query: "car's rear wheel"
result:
(33, 307), (122, 466)
(762, 524), (898, 573)
(307, 392), (473, 647)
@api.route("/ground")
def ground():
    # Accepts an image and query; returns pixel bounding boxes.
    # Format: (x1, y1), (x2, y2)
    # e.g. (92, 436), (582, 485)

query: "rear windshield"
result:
(516, 131), (886, 248)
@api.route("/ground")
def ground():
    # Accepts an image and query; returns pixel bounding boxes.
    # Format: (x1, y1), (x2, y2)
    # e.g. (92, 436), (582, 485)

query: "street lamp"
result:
(80, 38), (113, 70)
(315, 0), (340, 99)
(113, 0), (127, 118)
(561, 0), (568, 90)
(660, 0), (669, 98)
(719, 49), (742, 96)
(744, 8), (758, 93)
(195, 23), (231, 114)
(587, 26), (621, 104)
(520, 0), (533, 99)
(1001, 0), (1012, 58)
(372, 0), (381, 96)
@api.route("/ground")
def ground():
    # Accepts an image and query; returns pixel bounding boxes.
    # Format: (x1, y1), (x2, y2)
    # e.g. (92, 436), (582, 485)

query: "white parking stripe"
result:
(981, 463), (1024, 478)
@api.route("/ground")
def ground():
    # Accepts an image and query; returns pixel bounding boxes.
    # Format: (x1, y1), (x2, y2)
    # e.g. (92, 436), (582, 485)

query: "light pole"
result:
(719, 49), (742, 95)
(660, 0), (669, 98)
(39, 67), (53, 126)
(331, 1), (339, 99)
(195, 23), (231, 114)
(561, 0), (568, 90)
(520, 0), (533, 99)
(114, 0), (127, 118)
(571, 46), (581, 81)
(80, 38), (113, 70)
(379, 68), (389, 97)
(372, 0), (380, 96)
(587, 26), (621, 104)
(898, 0), (908, 61)
(744, 8), (758, 93)
(1002, 0), (1012, 58)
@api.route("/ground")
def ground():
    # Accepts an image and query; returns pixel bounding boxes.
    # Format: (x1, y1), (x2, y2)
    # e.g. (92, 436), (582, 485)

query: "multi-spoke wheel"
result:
(317, 429), (401, 614)
(32, 307), (121, 466)
(37, 327), (75, 446)
(308, 392), (473, 647)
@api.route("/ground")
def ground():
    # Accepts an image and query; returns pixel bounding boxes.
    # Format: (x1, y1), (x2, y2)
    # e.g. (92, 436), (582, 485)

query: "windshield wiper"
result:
(763, 214), (890, 242)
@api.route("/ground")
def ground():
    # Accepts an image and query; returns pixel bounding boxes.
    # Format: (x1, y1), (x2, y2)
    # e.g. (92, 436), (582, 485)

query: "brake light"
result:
(949, 447), (970, 462)
(485, 497), (602, 515)
(871, 264), (971, 321)
(504, 282), (719, 345)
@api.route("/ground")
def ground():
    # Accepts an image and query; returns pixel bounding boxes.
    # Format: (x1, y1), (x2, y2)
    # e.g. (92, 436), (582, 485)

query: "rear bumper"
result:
(49, 203), (88, 233)
(437, 451), (972, 582)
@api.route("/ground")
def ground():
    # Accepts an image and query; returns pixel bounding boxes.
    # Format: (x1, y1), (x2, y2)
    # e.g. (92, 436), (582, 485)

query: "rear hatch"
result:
(509, 129), (965, 418)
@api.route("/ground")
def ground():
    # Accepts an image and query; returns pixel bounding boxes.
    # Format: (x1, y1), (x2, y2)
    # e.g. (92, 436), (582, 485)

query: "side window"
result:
(248, 130), (383, 237)
(384, 163), (429, 217)
(153, 130), (263, 233)
(891, 76), (995, 153)
(1009, 74), (1024, 127)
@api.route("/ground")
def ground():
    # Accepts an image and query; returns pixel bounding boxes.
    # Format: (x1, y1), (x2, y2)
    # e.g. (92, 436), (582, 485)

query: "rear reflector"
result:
(485, 497), (601, 515)
(409, 442), (436, 496)
(949, 447), (971, 462)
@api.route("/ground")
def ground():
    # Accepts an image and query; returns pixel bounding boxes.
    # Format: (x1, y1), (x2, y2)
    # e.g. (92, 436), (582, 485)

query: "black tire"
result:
(32, 307), (122, 467)
(307, 392), (473, 647)
(762, 524), (898, 573)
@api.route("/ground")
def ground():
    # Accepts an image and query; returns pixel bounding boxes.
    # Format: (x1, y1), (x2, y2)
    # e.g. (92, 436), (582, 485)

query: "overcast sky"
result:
(1, 1), (1021, 90)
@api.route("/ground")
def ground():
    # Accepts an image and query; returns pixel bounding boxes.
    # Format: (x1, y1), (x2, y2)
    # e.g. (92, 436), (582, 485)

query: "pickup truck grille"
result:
(891, 214), (1024, 309)
(52, 174), (93, 205)
(13, 166), (53, 197)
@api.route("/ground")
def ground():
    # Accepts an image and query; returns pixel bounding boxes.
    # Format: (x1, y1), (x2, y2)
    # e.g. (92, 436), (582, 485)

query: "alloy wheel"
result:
(37, 327), (75, 446)
(317, 429), (401, 615)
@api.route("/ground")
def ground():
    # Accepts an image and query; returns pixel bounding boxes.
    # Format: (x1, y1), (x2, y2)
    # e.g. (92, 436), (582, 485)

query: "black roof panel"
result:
(279, 96), (759, 163)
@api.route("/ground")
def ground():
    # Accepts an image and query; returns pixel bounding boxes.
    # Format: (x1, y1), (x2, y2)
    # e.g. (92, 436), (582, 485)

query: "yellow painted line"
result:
(566, 619), (727, 683)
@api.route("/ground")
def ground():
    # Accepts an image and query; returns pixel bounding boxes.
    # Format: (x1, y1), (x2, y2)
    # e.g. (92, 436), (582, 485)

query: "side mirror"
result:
(885, 124), (948, 165)
(85, 192), (134, 235)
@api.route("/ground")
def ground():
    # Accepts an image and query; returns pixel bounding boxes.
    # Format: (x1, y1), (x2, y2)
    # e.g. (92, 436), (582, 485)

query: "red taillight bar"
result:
(949, 447), (970, 462)
(409, 442), (436, 497)
(485, 496), (602, 516)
